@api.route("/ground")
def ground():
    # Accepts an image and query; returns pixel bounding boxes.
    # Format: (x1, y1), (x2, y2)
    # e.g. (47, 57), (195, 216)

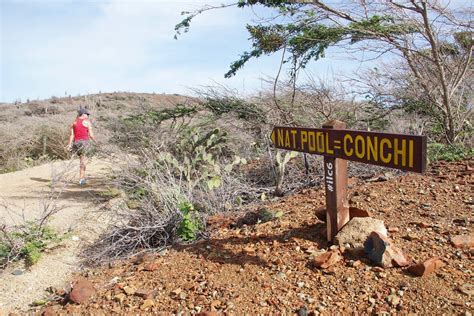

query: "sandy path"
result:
(0, 158), (114, 313)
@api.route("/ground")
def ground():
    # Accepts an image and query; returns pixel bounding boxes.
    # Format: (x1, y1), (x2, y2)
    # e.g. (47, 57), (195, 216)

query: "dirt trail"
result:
(0, 158), (113, 313)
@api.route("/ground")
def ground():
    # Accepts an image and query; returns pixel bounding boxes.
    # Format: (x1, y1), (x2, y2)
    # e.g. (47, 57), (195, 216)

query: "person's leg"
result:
(79, 155), (87, 182)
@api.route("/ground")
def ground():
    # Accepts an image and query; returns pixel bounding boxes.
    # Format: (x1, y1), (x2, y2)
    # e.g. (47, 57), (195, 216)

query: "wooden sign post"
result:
(270, 120), (426, 241)
(323, 120), (350, 241)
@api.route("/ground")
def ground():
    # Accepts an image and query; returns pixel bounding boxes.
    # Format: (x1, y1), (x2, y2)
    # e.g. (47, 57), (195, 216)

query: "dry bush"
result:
(0, 116), (70, 173)
(0, 198), (64, 269)
(23, 102), (64, 116)
(84, 134), (252, 264)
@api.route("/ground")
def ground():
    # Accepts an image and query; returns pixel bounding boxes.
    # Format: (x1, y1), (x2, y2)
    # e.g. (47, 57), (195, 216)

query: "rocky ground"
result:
(35, 159), (473, 315)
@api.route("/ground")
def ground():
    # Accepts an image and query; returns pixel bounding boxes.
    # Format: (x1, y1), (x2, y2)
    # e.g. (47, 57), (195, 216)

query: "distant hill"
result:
(0, 92), (197, 173)
(0, 92), (195, 121)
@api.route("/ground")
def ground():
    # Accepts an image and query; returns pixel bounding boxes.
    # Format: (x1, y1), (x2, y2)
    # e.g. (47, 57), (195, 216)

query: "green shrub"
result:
(109, 104), (199, 152)
(132, 187), (149, 198)
(0, 244), (10, 259)
(21, 241), (42, 265)
(0, 221), (63, 268)
(176, 202), (202, 241)
(202, 97), (265, 122)
(427, 143), (473, 162)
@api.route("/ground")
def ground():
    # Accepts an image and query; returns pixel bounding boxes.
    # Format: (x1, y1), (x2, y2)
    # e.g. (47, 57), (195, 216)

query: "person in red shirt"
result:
(67, 108), (96, 185)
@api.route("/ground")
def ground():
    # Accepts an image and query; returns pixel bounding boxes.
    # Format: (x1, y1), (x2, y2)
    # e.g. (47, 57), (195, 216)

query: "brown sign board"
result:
(271, 121), (428, 242)
(271, 126), (427, 173)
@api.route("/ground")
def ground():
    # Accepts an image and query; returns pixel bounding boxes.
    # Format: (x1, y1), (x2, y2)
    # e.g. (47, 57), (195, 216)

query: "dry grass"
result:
(0, 93), (194, 173)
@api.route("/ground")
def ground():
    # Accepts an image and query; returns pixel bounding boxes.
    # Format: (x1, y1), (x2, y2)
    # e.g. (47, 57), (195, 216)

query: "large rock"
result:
(69, 279), (96, 304)
(334, 217), (387, 248)
(364, 232), (410, 268)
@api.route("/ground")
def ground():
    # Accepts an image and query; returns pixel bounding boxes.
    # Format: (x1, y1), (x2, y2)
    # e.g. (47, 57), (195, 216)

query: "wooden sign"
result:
(271, 125), (426, 173)
(270, 120), (427, 241)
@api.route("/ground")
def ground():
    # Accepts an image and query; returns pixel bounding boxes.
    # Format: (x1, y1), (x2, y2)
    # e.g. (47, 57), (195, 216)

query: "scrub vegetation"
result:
(0, 0), (472, 267)
(2, 82), (471, 265)
(0, 197), (65, 269)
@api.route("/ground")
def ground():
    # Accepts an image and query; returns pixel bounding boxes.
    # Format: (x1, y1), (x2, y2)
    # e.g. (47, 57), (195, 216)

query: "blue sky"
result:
(1, 0), (392, 103)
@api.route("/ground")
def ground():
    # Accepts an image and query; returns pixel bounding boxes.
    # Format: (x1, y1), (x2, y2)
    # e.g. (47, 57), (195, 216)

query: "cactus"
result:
(274, 150), (298, 196)
(155, 127), (245, 192)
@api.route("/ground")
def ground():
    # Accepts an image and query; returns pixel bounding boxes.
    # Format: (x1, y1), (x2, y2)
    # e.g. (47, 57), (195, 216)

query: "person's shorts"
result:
(72, 140), (91, 156)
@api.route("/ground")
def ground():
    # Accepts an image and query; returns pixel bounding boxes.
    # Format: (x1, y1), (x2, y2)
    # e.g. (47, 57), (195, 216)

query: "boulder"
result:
(364, 232), (410, 268)
(407, 257), (445, 277)
(334, 217), (387, 248)
(69, 280), (96, 304)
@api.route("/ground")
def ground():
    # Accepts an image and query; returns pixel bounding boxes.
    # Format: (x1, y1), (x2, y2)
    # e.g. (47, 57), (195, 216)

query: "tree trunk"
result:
(443, 99), (456, 144)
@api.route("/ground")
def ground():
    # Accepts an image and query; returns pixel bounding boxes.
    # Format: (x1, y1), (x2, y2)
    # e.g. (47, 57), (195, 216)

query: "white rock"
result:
(334, 217), (387, 248)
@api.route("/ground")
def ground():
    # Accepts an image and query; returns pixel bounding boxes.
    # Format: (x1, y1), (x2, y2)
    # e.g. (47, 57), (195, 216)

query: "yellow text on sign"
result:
(273, 128), (415, 168)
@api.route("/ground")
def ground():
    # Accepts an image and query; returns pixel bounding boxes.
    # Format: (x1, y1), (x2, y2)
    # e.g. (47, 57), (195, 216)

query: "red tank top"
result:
(73, 118), (89, 141)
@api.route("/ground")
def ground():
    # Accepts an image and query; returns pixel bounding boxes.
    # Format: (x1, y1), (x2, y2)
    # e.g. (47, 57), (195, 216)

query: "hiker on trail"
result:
(67, 108), (96, 185)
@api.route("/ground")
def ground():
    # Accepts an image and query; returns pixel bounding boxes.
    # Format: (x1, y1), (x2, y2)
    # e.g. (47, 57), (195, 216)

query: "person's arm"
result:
(67, 125), (74, 150)
(84, 120), (96, 142)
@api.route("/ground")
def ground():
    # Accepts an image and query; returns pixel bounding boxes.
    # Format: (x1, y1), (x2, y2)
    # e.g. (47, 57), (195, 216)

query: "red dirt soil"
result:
(41, 160), (473, 314)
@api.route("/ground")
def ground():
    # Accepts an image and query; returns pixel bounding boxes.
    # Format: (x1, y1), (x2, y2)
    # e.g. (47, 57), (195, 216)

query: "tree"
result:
(354, 51), (473, 142)
(176, 0), (473, 144)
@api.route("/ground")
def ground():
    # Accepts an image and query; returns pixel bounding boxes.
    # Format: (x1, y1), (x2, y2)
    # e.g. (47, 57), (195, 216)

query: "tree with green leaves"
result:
(176, 0), (473, 144)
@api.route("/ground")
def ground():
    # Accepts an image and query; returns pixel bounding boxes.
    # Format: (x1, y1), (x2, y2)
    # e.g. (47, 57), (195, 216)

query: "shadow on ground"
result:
(175, 221), (330, 269)
(30, 177), (51, 183)
(58, 177), (109, 202)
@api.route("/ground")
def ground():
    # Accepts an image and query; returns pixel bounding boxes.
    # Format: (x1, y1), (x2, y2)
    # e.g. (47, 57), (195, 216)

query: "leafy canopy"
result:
(175, 1), (416, 78)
